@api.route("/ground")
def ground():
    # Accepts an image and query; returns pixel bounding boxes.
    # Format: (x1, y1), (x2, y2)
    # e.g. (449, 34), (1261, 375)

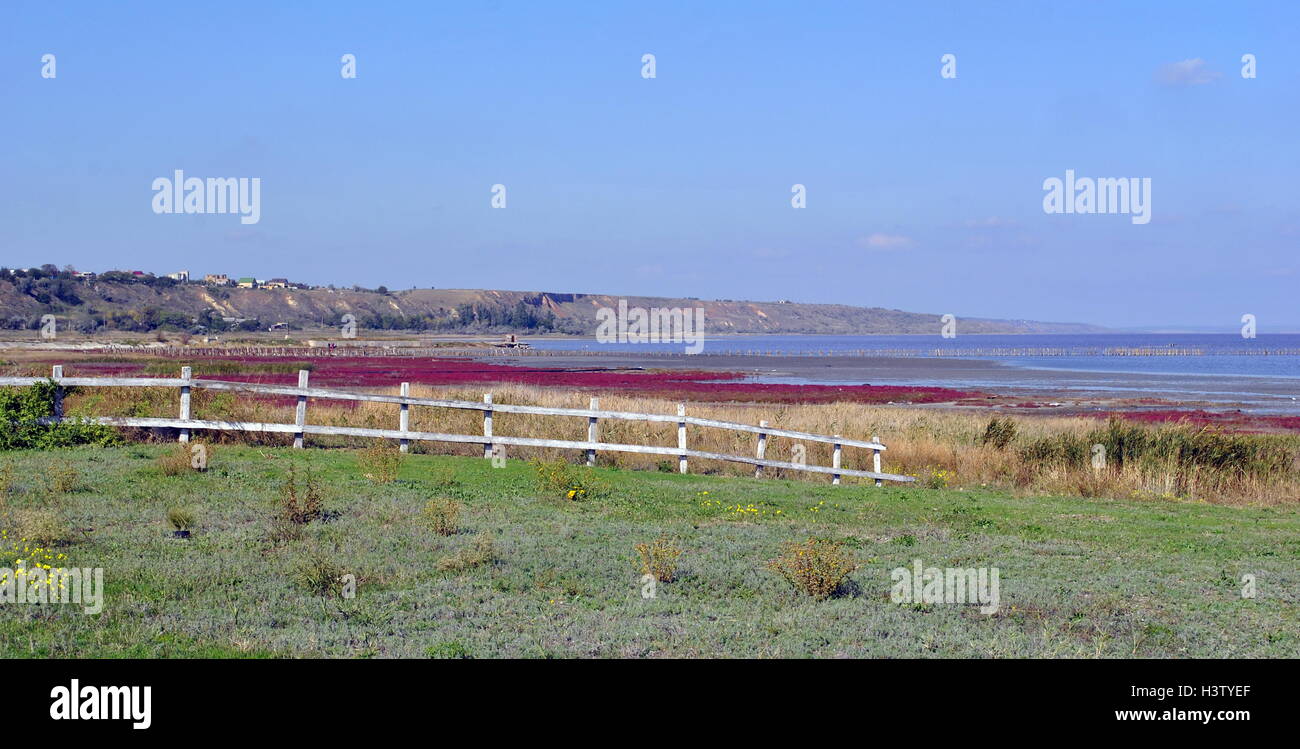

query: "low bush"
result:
(166, 507), (195, 532)
(529, 458), (608, 501)
(0, 381), (118, 450)
(634, 536), (682, 583)
(43, 462), (80, 495)
(768, 537), (857, 600)
(156, 445), (193, 476)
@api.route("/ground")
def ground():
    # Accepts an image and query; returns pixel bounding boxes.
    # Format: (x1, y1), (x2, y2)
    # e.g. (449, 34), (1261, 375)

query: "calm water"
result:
(528, 333), (1300, 379)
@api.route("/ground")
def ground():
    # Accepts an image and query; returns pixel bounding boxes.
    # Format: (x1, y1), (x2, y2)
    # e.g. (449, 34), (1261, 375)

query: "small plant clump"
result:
(156, 445), (190, 476)
(166, 507), (195, 532)
(292, 547), (350, 597)
(358, 442), (404, 484)
(278, 464), (324, 525)
(157, 443), (209, 476)
(768, 537), (857, 601)
(436, 533), (495, 573)
(925, 468), (954, 489)
(421, 497), (461, 537)
(634, 536), (682, 583)
(529, 458), (608, 501)
(429, 466), (462, 492)
(44, 461), (80, 496)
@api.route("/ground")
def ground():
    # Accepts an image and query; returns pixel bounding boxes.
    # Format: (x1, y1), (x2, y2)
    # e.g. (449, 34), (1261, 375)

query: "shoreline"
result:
(487, 351), (1300, 419)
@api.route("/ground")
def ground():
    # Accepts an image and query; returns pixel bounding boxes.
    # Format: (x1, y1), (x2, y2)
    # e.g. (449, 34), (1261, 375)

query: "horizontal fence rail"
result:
(0, 367), (915, 485)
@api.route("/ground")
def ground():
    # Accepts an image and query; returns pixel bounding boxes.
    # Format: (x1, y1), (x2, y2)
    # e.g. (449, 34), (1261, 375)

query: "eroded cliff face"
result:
(0, 279), (1105, 334)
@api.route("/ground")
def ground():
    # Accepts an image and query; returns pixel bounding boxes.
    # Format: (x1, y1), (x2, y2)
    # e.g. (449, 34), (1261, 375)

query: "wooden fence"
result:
(0, 366), (915, 486)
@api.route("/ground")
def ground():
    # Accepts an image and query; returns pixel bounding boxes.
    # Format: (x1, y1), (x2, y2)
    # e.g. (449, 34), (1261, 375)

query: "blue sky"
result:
(2, 1), (1296, 329)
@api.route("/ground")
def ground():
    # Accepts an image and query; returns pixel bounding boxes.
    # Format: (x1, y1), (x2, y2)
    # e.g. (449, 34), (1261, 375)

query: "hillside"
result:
(0, 271), (1105, 335)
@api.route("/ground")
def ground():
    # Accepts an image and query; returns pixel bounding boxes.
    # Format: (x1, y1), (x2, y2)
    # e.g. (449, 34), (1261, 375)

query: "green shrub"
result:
(0, 381), (118, 450)
(529, 458), (608, 501)
(43, 461), (80, 495)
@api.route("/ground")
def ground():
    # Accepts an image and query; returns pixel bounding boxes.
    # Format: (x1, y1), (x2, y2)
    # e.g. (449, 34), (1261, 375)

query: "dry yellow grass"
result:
(61, 381), (1300, 506)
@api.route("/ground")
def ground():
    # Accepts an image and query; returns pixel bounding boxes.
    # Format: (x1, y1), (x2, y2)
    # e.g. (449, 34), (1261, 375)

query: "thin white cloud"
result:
(1156, 58), (1222, 86)
(858, 233), (913, 250)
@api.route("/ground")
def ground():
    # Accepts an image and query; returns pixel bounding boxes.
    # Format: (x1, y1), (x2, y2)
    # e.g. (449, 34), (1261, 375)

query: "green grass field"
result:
(1, 445), (1296, 658)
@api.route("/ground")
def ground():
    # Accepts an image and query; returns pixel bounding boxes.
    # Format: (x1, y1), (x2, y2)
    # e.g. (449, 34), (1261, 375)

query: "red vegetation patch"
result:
(1103, 409), (1300, 432)
(59, 355), (980, 405)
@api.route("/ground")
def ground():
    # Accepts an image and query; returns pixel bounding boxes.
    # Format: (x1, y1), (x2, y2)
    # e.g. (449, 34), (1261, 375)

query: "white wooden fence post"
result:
(178, 366), (192, 443)
(399, 382), (410, 453)
(293, 369), (309, 448)
(677, 403), (688, 474)
(51, 366), (64, 422)
(482, 393), (493, 459)
(586, 396), (599, 466)
(831, 435), (842, 485)
(872, 434), (883, 487)
(754, 419), (768, 478)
